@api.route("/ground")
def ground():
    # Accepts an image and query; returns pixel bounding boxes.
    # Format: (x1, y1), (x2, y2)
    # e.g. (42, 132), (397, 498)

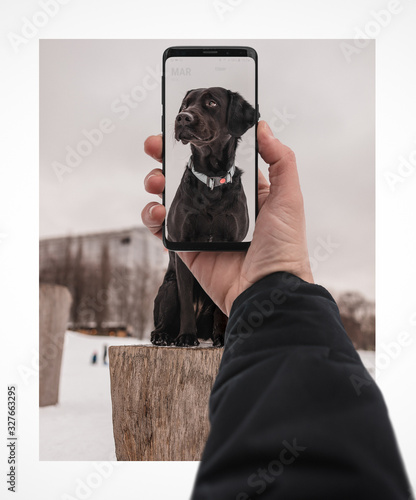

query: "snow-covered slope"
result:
(40, 331), (145, 460)
(40, 330), (375, 461)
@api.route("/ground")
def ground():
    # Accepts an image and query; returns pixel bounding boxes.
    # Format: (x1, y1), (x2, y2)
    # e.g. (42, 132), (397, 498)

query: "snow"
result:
(39, 331), (146, 461)
(39, 330), (375, 461)
(357, 349), (375, 378)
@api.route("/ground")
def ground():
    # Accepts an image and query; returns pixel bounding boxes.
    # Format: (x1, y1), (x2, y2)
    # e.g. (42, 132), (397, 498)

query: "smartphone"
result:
(162, 46), (258, 251)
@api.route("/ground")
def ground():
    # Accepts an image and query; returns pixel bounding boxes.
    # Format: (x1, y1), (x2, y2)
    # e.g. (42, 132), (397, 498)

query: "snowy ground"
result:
(357, 349), (375, 378)
(39, 331), (375, 461)
(39, 331), (146, 461)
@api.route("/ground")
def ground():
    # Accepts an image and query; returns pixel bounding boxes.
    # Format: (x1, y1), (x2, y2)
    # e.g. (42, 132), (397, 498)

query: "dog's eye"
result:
(207, 100), (217, 107)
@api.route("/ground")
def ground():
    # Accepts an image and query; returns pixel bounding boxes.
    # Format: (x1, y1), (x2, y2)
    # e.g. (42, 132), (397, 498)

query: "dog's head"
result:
(174, 87), (256, 146)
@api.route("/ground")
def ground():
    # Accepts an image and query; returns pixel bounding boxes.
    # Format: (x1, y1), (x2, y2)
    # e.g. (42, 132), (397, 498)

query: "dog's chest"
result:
(183, 188), (247, 241)
(167, 166), (249, 243)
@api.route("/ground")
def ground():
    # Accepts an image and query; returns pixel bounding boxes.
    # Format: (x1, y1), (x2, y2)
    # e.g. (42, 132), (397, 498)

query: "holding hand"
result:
(142, 120), (313, 316)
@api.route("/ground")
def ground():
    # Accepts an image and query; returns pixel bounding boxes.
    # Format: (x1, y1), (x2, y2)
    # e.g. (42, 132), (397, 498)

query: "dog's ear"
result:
(226, 91), (256, 137)
(178, 89), (194, 112)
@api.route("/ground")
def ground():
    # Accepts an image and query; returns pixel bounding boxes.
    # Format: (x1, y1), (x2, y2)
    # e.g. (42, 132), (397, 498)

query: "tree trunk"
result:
(109, 344), (223, 460)
(39, 283), (72, 407)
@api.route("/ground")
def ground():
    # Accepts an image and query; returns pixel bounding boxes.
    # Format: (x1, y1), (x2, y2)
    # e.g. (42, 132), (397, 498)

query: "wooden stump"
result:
(109, 344), (223, 461)
(39, 283), (72, 407)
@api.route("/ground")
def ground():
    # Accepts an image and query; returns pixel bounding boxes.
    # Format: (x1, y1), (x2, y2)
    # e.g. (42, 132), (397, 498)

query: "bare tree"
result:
(40, 230), (167, 337)
(110, 265), (130, 329)
(96, 242), (111, 334)
(130, 264), (150, 339)
(71, 240), (85, 329)
(127, 235), (165, 339)
(337, 291), (375, 350)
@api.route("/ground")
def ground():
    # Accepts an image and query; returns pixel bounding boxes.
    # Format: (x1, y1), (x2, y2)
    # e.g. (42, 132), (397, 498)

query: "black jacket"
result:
(191, 272), (412, 499)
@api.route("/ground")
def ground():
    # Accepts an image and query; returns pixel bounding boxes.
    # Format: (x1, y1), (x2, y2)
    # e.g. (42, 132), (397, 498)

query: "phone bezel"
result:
(161, 46), (259, 252)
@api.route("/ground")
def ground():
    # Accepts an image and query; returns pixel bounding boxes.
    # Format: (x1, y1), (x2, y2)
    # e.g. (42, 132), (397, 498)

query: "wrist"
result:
(225, 264), (313, 316)
(287, 261), (314, 284)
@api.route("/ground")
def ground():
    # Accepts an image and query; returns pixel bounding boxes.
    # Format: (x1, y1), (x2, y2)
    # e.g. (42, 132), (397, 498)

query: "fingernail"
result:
(149, 205), (156, 217)
(262, 121), (274, 137)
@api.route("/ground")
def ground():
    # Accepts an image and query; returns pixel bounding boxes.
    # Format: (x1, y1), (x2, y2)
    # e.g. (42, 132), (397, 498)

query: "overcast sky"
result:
(40, 39), (375, 299)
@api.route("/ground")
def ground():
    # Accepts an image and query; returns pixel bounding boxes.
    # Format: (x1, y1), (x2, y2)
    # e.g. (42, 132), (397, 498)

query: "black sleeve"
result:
(190, 272), (412, 500)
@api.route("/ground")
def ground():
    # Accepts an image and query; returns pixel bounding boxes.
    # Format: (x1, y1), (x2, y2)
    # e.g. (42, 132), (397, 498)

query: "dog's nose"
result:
(176, 112), (194, 124)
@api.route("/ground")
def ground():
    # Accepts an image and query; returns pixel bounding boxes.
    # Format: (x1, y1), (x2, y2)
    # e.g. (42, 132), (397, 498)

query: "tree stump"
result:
(109, 344), (223, 461)
(39, 283), (72, 407)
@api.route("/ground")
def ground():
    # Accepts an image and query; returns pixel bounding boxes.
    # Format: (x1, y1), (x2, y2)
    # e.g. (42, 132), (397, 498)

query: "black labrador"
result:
(151, 87), (256, 347)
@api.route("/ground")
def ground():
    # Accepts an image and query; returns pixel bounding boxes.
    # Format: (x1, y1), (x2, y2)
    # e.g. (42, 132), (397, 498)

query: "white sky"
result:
(40, 39), (375, 299)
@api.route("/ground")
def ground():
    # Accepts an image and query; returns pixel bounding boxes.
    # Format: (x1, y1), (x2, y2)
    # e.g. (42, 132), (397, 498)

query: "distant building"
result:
(40, 227), (168, 339)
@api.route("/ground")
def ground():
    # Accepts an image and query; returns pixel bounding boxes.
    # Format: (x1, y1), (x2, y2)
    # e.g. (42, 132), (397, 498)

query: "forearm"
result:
(191, 272), (411, 500)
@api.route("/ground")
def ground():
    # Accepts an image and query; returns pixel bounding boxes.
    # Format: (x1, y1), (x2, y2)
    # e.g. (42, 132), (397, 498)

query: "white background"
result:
(1, 1), (416, 499)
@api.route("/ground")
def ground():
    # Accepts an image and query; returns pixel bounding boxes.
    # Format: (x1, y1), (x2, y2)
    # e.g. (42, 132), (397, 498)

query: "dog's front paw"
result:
(175, 334), (199, 347)
(212, 333), (224, 347)
(151, 332), (172, 346)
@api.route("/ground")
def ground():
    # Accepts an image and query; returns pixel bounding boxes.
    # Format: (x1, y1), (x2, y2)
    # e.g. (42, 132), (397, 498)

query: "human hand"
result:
(142, 120), (313, 316)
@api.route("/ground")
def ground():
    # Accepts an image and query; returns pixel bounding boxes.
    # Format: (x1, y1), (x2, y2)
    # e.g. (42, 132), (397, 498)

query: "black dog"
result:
(151, 87), (256, 347)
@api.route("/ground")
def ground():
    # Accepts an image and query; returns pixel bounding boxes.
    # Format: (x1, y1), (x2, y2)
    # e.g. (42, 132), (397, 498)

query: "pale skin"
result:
(141, 120), (314, 317)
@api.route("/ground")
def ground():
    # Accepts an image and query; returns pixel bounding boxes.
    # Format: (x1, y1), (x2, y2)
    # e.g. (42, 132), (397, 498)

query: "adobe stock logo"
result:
(384, 141), (416, 192)
(61, 461), (121, 500)
(213, 0), (245, 22)
(52, 64), (160, 182)
(52, 119), (115, 182)
(309, 236), (339, 274)
(229, 273), (301, 352)
(350, 313), (415, 396)
(340, 0), (403, 63)
(7, 0), (71, 53)
(236, 439), (306, 499)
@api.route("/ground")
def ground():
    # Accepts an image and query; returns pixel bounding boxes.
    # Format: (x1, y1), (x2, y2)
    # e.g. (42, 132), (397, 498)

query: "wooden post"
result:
(109, 344), (223, 461)
(39, 283), (72, 407)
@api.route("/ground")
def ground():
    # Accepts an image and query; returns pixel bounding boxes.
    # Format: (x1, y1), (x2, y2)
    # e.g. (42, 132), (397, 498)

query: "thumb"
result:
(257, 121), (301, 202)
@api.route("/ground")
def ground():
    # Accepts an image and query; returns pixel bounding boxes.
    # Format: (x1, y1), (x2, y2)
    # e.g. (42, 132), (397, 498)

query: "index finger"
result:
(144, 134), (163, 163)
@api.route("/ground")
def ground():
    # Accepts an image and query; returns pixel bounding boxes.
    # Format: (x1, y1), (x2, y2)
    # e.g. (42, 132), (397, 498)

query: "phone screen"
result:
(163, 48), (257, 251)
